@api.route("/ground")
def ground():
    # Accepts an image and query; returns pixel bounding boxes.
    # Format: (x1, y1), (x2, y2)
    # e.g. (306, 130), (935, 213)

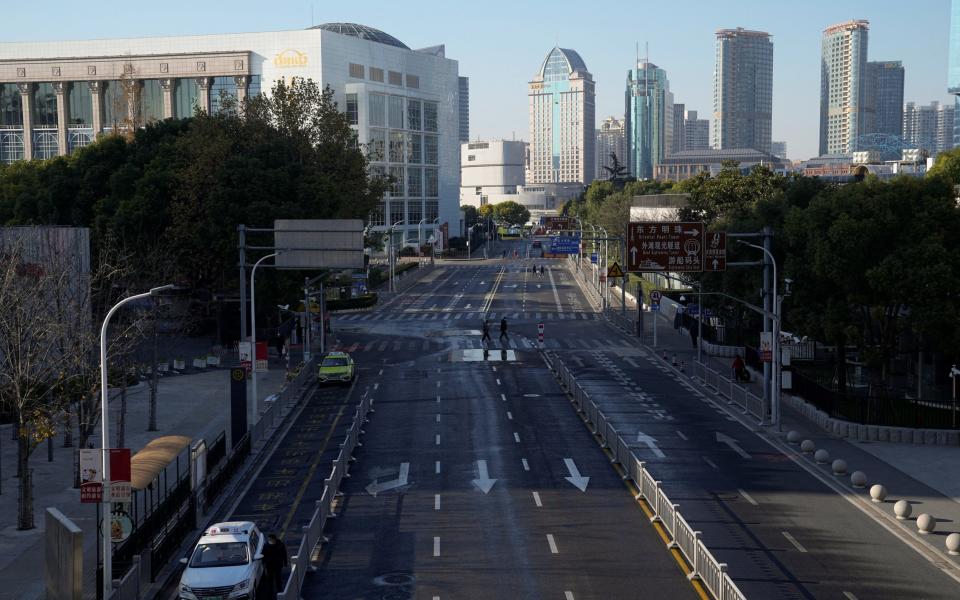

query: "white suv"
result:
(178, 521), (264, 600)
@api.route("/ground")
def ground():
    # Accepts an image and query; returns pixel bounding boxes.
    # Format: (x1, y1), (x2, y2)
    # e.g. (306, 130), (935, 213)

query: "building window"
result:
(389, 166), (404, 197)
(369, 201), (385, 226)
(346, 93), (358, 125)
(407, 167), (422, 197)
(425, 167), (438, 197)
(388, 70), (402, 86)
(34, 82), (58, 128)
(349, 63), (364, 79)
(424, 101), (438, 132)
(389, 131), (405, 163)
(408, 133), (422, 163)
(174, 78), (199, 119)
(424, 135), (438, 165)
(370, 67), (384, 83)
(142, 79), (165, 121)
(467, 154), (475, 161)
(0, 129), (24, 163)
(67, 82), (92, 125)
(0, 83), (23, 128)
(368, 128), (386, 162)
(425, 200), (438, 221)
(33, 129), (58, 159)
(369, 93), (386, 127)
(388, 95), (404, 129)
(407, 99), (421, 131)
(406, 74), (420, 89)
(209, 76), (237, 116)
(103, 80), (128, 127)
(389, 200), (405, 224)
(407, 199), (422, 223)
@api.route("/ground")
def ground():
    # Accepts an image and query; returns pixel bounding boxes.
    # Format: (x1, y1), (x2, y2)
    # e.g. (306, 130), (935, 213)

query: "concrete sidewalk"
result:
(0, 360), (288, 600)
(603, 289), (960, 564)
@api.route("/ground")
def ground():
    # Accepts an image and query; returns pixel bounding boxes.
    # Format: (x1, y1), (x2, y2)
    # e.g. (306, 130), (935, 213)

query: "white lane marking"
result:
(513, 432), (521, 443)
(532, 491), (542, 507)
(436, 414), (441, 423)
(436, 367), (441, 373)
(378, 369), (384, 376)
(373, 383), (379, 390)
(434, 494), (440, 510)
(522, 458), (530, 471)
(547, 534), (559, 554)
(738, 488), (759, 506)
(496, 378), (502, 386)
(703, 457), (719, 470)
(437, 395), (441, 404)
(435, 461), (441, 474)
(435, 434), (440, 446)
(492, 366), (497, 372)
(843, 593), (859, 600)
(507, 411), (513, 420)
(676, 430), (688, 441)
(782, 531), (807, 553)
(547, 268), (563, 313)
(436, 381), (441, 388)
(565, 593), (575, 600)
(623, 357), (639, 368)
(433, 537), (440, 556)
(501, 393), (507, 401)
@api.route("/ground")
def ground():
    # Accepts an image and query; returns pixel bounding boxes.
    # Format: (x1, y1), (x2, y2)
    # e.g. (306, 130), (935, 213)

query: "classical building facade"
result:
(0, 22), (462, 239)
(528, 47), (595, 185)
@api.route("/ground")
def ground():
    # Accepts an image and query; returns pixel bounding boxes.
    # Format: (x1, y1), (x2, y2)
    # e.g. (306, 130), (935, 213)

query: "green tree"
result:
(927, 146), (960, 186)
(491, 201), (531, 227)
(477, 204), (495, 220)
(462, 204), (478, 229)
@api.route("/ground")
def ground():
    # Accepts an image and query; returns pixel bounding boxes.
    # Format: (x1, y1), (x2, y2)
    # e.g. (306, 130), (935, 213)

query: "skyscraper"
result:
(458, 76), (470, 143)
(528, 47), (595, 185)
(820, 20), (870, 156)
(625, 61), (671, 180)
(595, 117), (626, 179)
(713, 28), (773, 153)
(770, 141), (787, 159)
(903, 101), (955, 155)
(684, 110), (710, 150)
(948, 0), (960, 146)
(864, 61), (904, 138)
(671, 102), (686, 154)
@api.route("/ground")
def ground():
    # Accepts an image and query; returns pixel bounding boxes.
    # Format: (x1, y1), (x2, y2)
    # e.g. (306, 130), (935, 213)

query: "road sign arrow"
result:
(365, 462), (410, 496)
(563, 458), (590, 491)
(683, 228), (699, 236)
(636, 431), (665, 458)
(716, 432), (751, 459)
(471, 459), (498, 494)
(630, 246), (638, 263)
(712, 258), (719, 270)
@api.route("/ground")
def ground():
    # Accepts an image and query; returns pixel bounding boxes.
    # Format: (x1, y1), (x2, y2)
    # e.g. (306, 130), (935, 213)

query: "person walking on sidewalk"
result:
(499, 317), (509, 344)
(481, 319), (492, 346)
(732, 354), (748, 382)
(263, 533), (288, 596)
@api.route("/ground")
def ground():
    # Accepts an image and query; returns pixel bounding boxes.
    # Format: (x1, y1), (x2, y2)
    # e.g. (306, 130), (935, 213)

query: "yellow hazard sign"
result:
(607, 262), (624, 278)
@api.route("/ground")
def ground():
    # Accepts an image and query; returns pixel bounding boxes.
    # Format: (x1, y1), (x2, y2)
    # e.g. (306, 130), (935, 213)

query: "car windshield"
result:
(322, 357), (348, 367)
(189, 542), (249, 568)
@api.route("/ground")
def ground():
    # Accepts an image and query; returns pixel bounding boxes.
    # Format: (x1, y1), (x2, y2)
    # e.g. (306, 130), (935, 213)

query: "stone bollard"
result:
(786, 431), (801, 445)
(946, 533), (960, 555)
(800, 439), (815, 454)
(814, 449), (830, 464)
(917, 513), (936, 534)
(894, 499), (912, 520)
(869, 484), (887, 503)
(851, 471), (867, 488)
(832, 459), (848, 476)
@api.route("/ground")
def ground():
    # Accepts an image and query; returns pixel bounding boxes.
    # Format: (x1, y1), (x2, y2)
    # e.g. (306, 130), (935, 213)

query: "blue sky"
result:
(7, 0), (954, 160)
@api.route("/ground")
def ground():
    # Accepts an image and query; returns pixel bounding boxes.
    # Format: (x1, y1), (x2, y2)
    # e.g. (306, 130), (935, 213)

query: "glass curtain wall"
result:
(103, 80), (128, 129)
(174, 79), (199, 119)
(33, 82), (58, 159)
(0, 83), (24, 162)
(210, 76), (238, 114)
(141, 79), (164, 123)
(67, 82), (94, 153)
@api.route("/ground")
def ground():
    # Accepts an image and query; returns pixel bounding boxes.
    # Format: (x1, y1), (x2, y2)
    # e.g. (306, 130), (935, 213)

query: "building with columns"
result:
(0, 22), (462, 240)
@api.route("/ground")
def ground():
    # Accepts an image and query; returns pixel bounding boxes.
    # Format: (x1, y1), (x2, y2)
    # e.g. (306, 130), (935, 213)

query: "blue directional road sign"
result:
(549, 236), (580, 254)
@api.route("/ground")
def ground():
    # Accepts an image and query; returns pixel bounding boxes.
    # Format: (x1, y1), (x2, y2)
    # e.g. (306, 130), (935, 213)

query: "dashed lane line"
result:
(532, 491), (542, 507)
(547, 534), (559, 554)
(738, 488), (759, 506)
(782, 531), (808, 553)
(513, 432), (521, 443)
(433, 537), (441, 557)
(522, 458), (530, 471)
(676, 431), (688, 441)
(435, 461), (441, 474)
(703, 457), (719, 470)
(434, 494), (440, 510)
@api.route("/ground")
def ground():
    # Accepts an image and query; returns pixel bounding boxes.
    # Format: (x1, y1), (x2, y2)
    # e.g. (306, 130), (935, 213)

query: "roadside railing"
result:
(692, 360), (765, 424)
(276, 391), (374, 600)
(547, 353), (747, 600)
(251, 359), (316, 447)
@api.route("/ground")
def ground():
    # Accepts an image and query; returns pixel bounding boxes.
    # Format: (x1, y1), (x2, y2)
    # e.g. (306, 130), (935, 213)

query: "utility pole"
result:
(238, 224), (247, 343)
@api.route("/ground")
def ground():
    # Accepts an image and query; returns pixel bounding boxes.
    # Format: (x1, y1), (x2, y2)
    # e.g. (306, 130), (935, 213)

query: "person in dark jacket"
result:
(262, 534), (288, 596)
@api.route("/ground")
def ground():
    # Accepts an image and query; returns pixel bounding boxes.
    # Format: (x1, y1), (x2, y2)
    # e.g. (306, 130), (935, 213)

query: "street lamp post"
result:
(250, 252), (278, 425)
(951, 365), (960, 428)
(737, 240), (780, 428)
(389, 220), (407, 292)
(100, 284), (173, 600)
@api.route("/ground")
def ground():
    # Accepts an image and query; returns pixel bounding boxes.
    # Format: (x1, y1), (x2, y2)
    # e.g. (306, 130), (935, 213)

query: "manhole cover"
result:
(373, 573), (415, 586)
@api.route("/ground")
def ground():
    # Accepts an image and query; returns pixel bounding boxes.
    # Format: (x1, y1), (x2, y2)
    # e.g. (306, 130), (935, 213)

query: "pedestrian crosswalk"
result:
(334, 311), (600, 322)
(330, 335), (633, 353)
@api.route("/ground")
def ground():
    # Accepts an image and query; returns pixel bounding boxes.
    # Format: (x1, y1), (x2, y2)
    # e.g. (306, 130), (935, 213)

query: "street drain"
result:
(373, 572), (415, 586)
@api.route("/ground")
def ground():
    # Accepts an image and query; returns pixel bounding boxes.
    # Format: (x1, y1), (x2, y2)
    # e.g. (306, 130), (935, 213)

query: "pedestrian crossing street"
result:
(334, 311), (600, 322)
(330, 335), (635, 353)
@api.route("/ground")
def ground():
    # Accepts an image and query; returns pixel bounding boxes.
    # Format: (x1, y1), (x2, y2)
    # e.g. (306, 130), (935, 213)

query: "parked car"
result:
(179, 521), (264, 600)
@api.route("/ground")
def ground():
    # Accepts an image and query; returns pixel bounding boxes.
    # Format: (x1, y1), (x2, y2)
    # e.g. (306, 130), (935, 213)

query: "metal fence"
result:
(548, 353), (747, 600)
(251, 360), (316, 446)
(692, 361), (766, 424)
(277, 391), (374, 600)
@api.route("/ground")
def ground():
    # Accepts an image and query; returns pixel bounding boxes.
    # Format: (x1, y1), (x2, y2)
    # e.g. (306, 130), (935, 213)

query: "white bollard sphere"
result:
(851, 471), (867, 488)
(946, 533), (960, 555)
(800, 439), (816, 453)
(814, 449), (830, 464)
(786, 430), (802, 444)
(869, 484), (887, 503)
(917, 513), (936, 534)
(832, 459), (848, 476)
(894, 499), (912, 520)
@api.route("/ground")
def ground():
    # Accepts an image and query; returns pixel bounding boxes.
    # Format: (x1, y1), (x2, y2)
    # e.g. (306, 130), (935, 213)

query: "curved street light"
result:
(250, 252), (279, 425)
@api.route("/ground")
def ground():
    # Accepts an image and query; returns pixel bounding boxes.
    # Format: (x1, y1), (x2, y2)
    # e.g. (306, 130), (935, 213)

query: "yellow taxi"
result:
(318, 351), (355, 383)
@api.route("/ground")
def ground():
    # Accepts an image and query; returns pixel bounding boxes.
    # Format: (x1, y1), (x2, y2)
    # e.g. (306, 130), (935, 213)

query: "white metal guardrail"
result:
(276, 392), (373, 600)
(691, 361), (764, 424)
(547, 353), (747, 600)
(251, 360), (317, 447)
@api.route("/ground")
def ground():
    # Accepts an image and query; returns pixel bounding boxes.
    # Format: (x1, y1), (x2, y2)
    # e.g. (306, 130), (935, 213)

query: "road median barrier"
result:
(545, 351), (748, 600)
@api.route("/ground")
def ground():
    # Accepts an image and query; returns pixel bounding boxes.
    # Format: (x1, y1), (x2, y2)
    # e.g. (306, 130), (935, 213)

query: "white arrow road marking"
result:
(738, 488), (759, 506)
(782, 531), (807, 553)
(716, 432), (752, 459)
(471, 459), (498, 494)
(636, 431), (665, 458)
(547, 534), (559, 554)
(365, 462), (410, 496)
(563, 458), (590, 492)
